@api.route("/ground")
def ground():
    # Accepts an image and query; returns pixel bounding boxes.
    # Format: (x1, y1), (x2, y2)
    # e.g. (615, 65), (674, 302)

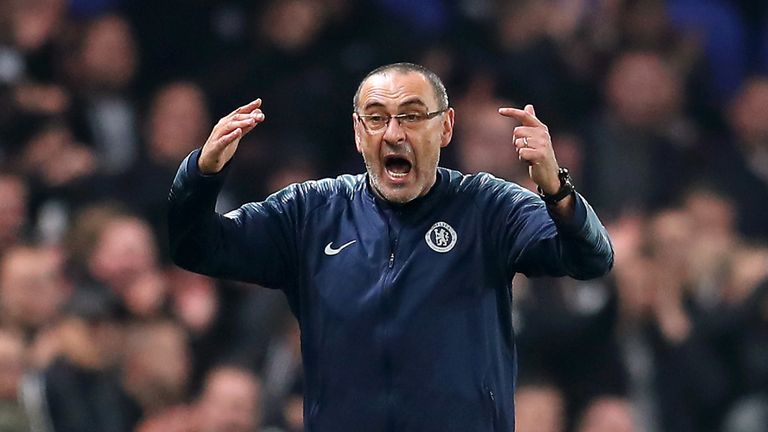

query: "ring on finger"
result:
(522, 136), (529, 147)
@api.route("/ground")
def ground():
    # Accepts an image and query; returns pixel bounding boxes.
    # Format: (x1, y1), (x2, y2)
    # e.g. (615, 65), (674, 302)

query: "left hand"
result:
(498, 104), (561, 194)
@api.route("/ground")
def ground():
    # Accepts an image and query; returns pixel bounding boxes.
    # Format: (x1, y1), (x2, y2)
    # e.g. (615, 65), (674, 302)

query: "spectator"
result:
(582, 50), (696, 217)
(121, 81), (214, 257)
(197, 365), (262, 432)
(67, 14), (140, 175)
(122, 320), (191, 420)
(702, 76), (768, 241)
(40, 291), (131, 432)
(0, 0), (70, 153)
(0, 245), (69, 337)
(78, 210), (167, 319)
(17, 121), (100, 244)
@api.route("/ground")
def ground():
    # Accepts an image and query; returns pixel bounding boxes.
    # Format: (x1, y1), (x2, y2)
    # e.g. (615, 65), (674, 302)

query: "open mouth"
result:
(384, 155), (412, 178)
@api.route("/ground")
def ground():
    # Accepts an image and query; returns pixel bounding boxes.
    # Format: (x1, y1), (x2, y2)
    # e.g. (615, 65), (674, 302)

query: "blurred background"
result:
(0, 0), (767, 431)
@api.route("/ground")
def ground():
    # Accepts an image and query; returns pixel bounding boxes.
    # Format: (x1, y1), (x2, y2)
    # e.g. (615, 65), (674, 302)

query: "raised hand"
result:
(498, 104), (561, 195)
(198, 99), (265, 174)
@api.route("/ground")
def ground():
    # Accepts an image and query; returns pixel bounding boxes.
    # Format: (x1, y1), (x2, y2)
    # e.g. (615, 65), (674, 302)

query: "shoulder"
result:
(232, 174), (364, 222)
(292, 173), (363, 201)
(263, 173), (364, 209)
(439, 167), (537, 205)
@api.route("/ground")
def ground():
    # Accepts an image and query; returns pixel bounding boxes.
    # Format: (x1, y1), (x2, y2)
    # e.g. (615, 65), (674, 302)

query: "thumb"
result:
(524, 104), (536, 117)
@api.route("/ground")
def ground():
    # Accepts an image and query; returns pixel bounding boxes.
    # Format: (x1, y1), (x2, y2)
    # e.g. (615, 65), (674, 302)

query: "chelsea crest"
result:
(425, 221), (457, 253)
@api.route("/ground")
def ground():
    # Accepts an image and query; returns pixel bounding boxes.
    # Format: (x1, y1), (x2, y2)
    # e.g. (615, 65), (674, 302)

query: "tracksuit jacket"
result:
(168, 149), (614, 431)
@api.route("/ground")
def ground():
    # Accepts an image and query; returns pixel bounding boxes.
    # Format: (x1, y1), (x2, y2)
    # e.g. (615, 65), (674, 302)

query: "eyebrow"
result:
(363, 101), (387, 110)
(399, 98), (428, 109)
(363, 98), (429, 111)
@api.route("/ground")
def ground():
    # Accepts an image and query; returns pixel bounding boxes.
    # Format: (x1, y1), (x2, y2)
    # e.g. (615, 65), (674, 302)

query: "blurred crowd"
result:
(0, 0), (767, 431)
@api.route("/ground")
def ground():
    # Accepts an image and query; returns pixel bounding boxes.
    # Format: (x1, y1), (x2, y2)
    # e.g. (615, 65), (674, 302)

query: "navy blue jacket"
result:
(169, 150), (614, 431)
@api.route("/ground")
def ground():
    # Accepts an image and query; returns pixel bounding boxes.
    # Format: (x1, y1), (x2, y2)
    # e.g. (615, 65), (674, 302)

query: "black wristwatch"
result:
(537, 167), (575, 205)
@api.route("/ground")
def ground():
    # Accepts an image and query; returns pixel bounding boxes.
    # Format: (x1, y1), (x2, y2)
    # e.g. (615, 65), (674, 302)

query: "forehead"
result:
(358, 71), (437, 109)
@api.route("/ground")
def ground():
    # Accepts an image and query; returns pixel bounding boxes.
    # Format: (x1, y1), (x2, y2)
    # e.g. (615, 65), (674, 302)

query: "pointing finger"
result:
(498, 107), (545, 127)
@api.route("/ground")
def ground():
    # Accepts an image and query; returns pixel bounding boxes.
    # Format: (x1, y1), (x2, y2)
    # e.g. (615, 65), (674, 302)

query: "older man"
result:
(169, 62), (613, 431)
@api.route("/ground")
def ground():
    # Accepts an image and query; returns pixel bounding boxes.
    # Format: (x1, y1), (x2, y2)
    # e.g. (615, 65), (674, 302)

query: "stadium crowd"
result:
(0, 0), (767, 431)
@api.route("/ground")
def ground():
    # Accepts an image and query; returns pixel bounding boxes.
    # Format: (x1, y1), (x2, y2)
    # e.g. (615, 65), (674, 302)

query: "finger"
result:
(215, 128), (242, 147)
(219, 108), (264, 128)
(498, 107), (545, 127)
(230, 111), (262, 120)
(241, 113), (266, 134)
(517, 147), (542, 163)
(230, 111), (265, 123)
(231, 98), (262, 116)
(514, 137), (529, 150)
(230, 112), (266, 136)
(220, 118), (257, 133)
(513, 126), (540, 141)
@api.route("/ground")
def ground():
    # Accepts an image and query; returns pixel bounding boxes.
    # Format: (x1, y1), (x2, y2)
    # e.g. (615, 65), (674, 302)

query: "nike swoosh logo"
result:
(324, 240), (357, 256)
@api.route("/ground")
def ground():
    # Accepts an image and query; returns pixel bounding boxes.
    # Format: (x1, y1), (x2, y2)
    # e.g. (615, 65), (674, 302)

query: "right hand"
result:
(198, 98), (265, 173)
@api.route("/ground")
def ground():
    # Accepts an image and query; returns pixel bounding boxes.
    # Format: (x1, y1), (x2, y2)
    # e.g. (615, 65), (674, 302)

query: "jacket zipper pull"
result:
(388, 252), (395, 268)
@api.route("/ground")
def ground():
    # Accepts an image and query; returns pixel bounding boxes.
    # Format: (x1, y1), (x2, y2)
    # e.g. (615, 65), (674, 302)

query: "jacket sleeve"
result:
(168, 149), (299, 290)
(485, 178), (614, 280)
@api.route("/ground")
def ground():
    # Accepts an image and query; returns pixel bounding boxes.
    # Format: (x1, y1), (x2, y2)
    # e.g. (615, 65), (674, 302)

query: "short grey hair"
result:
(353, 62), (449, 112)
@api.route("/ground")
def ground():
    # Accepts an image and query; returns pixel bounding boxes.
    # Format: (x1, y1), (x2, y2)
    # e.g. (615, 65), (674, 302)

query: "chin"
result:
(384, 192), (416, 204)
(372, 178), (418, 204)
(380, 186), (417, 204)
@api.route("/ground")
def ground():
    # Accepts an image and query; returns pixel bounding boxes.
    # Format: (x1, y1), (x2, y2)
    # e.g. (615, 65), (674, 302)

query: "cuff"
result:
(185, 148), (235, 179)
(547, 192), (588, 235)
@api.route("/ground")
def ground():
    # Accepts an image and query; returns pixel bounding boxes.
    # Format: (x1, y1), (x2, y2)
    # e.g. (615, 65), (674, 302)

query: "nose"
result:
(382, 116), (406, 145)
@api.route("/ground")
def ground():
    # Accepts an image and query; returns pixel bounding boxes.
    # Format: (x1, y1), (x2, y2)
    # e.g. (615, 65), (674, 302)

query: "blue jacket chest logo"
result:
(324, 240), (357, 256)
(424, 221), (458, 253)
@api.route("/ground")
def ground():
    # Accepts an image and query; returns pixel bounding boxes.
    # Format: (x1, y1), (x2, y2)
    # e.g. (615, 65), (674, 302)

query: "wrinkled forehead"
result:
(357, 71), (438, 111)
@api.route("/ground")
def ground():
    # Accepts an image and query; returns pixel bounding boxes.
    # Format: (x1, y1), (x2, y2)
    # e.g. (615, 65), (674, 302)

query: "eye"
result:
(367, 114), (386, 125)
(402, 113), (424, 123)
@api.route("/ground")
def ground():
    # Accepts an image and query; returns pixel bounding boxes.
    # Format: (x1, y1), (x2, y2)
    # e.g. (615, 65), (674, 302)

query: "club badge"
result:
(425, 221), (457, 253)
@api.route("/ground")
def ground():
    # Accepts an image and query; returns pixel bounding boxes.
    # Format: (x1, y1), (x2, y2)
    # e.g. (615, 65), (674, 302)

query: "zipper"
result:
(381, 212), (399, 429)
(486, 387), (499, 431)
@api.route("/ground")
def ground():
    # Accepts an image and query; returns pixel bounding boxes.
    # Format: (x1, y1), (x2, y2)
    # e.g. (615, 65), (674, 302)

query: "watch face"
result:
(539, 167), (574, 204)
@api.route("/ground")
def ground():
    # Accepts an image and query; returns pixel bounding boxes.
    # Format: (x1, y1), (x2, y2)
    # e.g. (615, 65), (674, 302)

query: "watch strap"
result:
(537, 167), (575, 205)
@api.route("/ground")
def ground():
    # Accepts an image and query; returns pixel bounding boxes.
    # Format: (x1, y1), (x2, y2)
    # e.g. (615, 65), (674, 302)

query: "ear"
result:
(353, 113), (363, 154)
(440, 108), (455, 148)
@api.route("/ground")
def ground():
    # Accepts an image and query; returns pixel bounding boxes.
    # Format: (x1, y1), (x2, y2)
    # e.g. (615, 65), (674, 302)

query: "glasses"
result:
(356, 108), (448, 133)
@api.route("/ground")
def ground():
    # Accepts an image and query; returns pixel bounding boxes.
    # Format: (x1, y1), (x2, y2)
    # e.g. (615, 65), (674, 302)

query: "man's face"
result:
(354, 71), (454, 204)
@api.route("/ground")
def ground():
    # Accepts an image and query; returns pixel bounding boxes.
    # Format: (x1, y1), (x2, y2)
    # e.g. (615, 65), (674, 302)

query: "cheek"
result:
(354, 124), (368, 154)
(415, 137), (442, 170)
(358, 137), (380, 160)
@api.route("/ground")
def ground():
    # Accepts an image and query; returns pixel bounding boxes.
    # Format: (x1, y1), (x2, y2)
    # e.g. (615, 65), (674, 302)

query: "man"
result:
(169, 63), (613, 431)
(197, 366), (263, 432)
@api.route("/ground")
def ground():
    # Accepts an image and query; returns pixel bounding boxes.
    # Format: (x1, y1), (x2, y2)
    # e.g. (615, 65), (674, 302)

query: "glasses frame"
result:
(356, 108), (449, 134)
